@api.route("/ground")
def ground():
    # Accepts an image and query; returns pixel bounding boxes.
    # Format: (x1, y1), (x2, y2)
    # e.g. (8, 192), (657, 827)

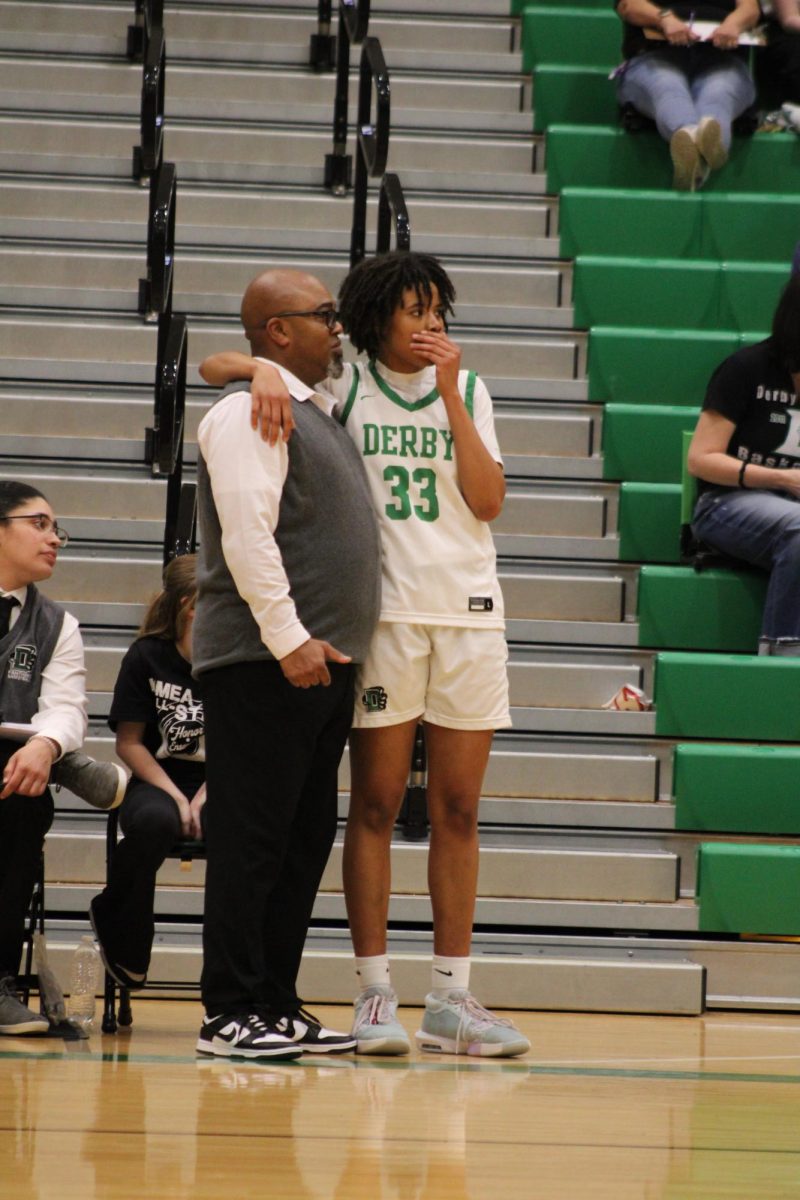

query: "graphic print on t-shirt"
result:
(150, 677), (204, 760)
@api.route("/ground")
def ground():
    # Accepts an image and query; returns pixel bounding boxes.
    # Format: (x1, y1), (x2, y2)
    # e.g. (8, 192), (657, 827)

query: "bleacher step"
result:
(0, 245), (574, 330)
(1, 57), (532, 134)
(37, 925), (708, 1014)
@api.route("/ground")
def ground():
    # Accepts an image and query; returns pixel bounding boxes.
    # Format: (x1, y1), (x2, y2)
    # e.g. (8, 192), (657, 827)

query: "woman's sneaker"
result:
(415, 990), (530, 1058)
(352, 985), (410, 1055)
(196, 1012), (303, 1060)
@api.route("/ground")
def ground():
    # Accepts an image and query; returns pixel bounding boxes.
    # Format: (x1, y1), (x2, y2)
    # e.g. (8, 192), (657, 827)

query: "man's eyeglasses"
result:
(0, 513), (69, 547)
(266, 308), (341, 332)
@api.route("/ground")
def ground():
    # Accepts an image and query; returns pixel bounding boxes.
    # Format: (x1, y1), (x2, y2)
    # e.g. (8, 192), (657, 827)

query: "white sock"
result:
(355, 954), (391, 992)
(431, 955), (471, 996)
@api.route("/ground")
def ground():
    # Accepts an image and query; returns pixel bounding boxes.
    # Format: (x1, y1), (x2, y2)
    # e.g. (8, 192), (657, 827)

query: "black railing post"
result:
(398, 725), (429, 841)
(139, 160), (176, 321)
(132, 6), (165, 182)
(309, 0), (336, 71)
(324, 0), (370, 195)
(377, 172), (411, 254)
(350, 37), (390, 266)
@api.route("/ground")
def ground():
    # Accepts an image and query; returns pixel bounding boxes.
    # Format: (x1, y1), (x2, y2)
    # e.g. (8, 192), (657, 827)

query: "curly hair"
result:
(338, 251), (456, 360)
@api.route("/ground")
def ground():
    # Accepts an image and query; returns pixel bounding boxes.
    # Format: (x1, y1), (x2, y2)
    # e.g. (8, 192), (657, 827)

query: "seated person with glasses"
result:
(0, 481), (127, 1037)
(0, 481), (87, 1036)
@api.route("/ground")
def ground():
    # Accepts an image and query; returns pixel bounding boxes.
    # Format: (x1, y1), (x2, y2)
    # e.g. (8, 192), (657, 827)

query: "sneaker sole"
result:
(669, 129), (700, 190)
(355, 1034), (410, 1056)
(415, 1031), (530, 1058)
(696, 118), (727, 170)
(292, 1038), (357, 1054)
(196, 1038), (303, 1061)
(0, 1020), (49, 1035)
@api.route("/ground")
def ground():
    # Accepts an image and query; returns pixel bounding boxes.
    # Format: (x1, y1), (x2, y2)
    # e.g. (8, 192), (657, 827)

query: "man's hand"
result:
(280, 639), (352, 688)
(1, 738), (58, 799)
(249, 363), (295, 445)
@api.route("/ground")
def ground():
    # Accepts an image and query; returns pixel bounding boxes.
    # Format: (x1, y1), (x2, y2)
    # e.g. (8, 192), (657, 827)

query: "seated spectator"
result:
(757, 1), (800, 123)
(688, 275), (800, 654)
(614, 0), (760, 189)
(0, 481), (87, 1036)
(90, 554), (204, 990)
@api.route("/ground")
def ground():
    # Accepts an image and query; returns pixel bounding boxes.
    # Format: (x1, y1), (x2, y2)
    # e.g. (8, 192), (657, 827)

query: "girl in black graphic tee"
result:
(90, 555), (203, 988)
(689, 275), (800, 653)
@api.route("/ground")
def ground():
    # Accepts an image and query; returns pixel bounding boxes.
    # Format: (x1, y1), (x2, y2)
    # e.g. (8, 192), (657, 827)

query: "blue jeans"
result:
(617, 49), (756, 146)
(693, 487), (800, 644)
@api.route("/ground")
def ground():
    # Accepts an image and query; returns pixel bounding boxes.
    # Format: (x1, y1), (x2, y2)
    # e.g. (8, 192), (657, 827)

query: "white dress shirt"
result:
(196, 359), (336, 661)
(2, 586), (88, 757)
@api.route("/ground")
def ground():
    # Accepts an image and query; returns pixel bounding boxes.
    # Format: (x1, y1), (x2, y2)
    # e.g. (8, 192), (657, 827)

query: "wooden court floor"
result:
(2, 1001), (800, 1199)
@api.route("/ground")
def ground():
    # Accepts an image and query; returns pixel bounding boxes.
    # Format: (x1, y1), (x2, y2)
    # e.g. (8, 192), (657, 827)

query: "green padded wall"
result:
(603, 404), (699, 483)
(560, 189), (704, 260)
(574, 258), (786, 333)
(696, 843), (800, 935)
(675, 743), (800, 834)
(521, 8), (618, 71)
(547, 126), (800, 194)
(574, 257), (718, 332)
(588, 328), (755, 405)
(533, 66), (616, 132)
(637, 566), (765, 651)
(559, 190), (800, 263)
(618, 483), (681, 564)
(654, 653), (800, 741)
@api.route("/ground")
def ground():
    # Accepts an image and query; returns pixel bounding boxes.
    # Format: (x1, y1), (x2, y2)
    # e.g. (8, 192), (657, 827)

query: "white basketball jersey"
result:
(325, 360), (505, 629)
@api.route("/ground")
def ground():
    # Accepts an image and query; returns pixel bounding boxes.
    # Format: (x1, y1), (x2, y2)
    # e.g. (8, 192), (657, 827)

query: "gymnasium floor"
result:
(2, 1001), (800, 1199)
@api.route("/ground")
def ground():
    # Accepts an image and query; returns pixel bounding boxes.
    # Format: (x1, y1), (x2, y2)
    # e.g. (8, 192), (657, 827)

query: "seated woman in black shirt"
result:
(614, 0), (760, 189)
(688, 275), (800, 654)
(90, 554), (204, 988)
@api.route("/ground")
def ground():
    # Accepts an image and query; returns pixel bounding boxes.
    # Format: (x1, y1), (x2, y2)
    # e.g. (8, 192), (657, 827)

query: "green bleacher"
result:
(522, 0), (800, 939)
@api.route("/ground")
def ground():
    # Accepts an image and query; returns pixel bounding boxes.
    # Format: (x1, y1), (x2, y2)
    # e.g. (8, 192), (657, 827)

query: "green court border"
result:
(2, 1047), (800, 1085)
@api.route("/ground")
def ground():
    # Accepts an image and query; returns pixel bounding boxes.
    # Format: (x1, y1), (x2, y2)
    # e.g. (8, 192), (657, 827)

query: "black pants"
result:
(756, 28), (800, 106)
(200, 659), (354, 1016)
(0, 743), (53, 978)
(92, 778), (203, 975)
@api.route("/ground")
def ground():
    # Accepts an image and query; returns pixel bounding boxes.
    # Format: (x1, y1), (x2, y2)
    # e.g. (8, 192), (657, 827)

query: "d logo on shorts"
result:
(362, 685), (388, 712)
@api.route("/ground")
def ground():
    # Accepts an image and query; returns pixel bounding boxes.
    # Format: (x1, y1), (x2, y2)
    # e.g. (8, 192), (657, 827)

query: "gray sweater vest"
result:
(0, 585), (65, 724)
(193, 381), (381, 675)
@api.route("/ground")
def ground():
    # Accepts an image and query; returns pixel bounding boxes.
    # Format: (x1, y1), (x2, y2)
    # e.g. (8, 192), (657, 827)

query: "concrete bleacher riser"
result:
(4, 0), (797, 1012)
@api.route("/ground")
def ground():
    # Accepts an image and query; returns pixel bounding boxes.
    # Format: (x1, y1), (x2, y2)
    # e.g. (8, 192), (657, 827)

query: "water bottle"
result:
(66, 934), (101, 1034)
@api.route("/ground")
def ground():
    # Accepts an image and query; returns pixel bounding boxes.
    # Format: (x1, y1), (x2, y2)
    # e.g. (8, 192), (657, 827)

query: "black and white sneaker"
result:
(273, 1007), (357, 1054)
(196, 1012), (303, 1060)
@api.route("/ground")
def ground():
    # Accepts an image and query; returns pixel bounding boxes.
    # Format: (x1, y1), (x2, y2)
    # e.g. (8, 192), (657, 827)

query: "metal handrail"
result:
(145, 311), (190, 564)
(325, 0), (371, 194)
(350, 36), (391, 265)
(376, 172), (410, 255)
(133, 21), (165, 181)
(309, 0), (335, 71)
(127, 0), (163, 60)
(138, 159), (176, 320)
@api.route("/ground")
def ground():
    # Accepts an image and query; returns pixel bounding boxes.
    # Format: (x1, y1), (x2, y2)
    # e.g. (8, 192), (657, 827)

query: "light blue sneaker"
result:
(415, 990), (530, 1058)
(352, 985), (410, 1056)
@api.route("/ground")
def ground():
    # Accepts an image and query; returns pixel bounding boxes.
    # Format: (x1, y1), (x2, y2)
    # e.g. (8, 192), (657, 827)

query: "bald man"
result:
(193, 269), (381, 1061)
